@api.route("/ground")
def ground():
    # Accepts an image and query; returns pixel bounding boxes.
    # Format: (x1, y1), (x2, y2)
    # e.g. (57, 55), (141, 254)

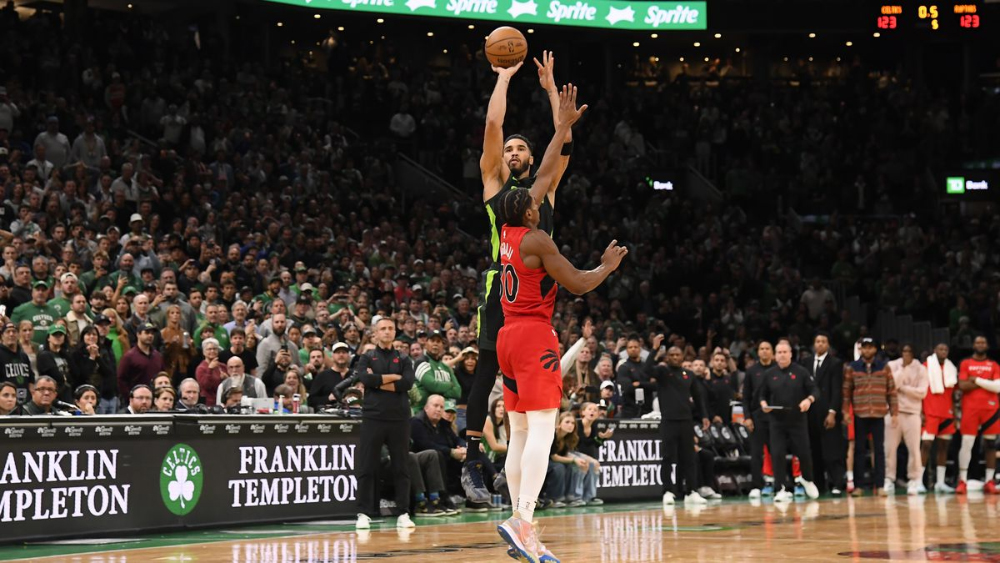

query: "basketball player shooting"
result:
(463, 51), (576, 504)
(495, 87), (628, 563)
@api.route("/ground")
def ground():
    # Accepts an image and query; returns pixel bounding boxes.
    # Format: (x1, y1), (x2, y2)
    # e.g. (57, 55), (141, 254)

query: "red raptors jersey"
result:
(923, 359), (955, 418)
(499, 225), (557, 323)
(959, 357), (1000, 409)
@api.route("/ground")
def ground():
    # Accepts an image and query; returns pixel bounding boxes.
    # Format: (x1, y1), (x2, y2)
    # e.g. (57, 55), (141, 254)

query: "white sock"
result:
(846, 471), (854, 481)
(959, 435), (976, 482)
(516, 409), (558, 525)
(505, 411), (529, 512)
(518, 498), (537, 523)
(987, 468), (996, 483)
(937, 466), (947, 485)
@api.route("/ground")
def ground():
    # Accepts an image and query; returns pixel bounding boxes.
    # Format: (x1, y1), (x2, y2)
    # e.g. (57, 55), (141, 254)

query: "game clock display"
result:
(876, 0), (983, 32)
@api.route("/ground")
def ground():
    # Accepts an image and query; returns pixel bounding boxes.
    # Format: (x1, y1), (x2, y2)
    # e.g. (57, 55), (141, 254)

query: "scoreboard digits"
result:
(876, 1), (983, 32)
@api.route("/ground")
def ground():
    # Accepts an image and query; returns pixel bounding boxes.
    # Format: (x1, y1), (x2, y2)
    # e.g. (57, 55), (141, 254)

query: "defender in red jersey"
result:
(955, 336), (1000, 494)
(921, 342), (959, 493)
(493, 80), (628, 563)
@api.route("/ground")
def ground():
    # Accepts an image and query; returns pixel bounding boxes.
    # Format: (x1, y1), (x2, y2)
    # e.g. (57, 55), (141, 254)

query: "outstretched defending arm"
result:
(535, 51), (572, 205)
(529, 84), (587, 207)
(481, 63), (523, 202)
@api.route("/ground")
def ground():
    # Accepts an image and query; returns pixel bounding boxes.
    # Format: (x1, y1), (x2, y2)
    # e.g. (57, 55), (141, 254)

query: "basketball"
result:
(485, 26), (528, 68)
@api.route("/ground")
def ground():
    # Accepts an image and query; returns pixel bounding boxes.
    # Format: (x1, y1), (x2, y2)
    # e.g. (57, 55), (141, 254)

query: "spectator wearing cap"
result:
(308, 342), (353, 411)
(298, 325), (327, 366)
(70, 325), (116, 413)
(48, 272), (82, 318)
(412, 329), (461, 411)
(64, 293), (94, 347)
(843, 337), (898, 496)
(117, 321), (164, 399)
(254, 275), (283, 311)
(36, 324), (72, 402)
(290, 294), (312, 327)
(11, 279), (58, 346)
(34, 116), (70, 169)
(0, 321), (33, 407)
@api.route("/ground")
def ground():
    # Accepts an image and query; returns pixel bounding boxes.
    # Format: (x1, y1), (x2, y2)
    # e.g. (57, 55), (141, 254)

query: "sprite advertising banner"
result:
(0, 415), (360, 542)
(264, 0), (707, 31)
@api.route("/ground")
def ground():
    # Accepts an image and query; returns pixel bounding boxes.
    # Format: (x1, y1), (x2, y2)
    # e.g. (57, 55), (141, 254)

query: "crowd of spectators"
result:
(0, 3), (997, 515)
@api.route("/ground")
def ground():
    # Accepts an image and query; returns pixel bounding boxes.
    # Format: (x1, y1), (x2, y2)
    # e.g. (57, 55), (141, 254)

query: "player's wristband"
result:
(560, 141), (574, 156)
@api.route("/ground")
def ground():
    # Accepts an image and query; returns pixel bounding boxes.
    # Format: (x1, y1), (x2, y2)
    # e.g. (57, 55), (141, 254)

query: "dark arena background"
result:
(0, 0), (998, 561)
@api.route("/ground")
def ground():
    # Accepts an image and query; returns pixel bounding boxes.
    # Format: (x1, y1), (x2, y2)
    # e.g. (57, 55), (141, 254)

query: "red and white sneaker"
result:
(956, 481), (968, 495)
(985, 481), (999, 495)
(498, 516), (540, 563)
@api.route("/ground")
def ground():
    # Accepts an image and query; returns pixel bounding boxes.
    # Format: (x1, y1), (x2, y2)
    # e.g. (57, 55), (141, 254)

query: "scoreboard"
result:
(876, 0), (984, 32)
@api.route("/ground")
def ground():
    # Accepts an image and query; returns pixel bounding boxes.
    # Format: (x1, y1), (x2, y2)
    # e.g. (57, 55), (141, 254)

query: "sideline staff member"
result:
(760, 341), (820, 502)
(355, 317), (416, 530)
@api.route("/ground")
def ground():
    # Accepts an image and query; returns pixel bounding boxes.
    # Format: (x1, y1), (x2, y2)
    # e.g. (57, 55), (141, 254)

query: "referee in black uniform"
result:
(759, 341), (820, 501)
(652, 344), (711, 505)
(355, 317), (416, 529)
(741, 340), (775, 498)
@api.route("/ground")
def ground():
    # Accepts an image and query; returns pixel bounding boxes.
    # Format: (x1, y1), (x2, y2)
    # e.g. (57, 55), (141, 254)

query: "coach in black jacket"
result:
(760, 341), (820, 500)
(355, 318), (416, 520)
(799, 331), (846, 495)
(651, 344), (711, 503)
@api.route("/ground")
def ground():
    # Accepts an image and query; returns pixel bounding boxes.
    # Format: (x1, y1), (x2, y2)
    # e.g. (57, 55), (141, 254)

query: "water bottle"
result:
(732, 404), (744, 424)
(635, 387), (645, 406)
(292, 394), (301, 414)
(182, 331), (190, 349)
(275, 396), (283, 414)
(493, 494), (502, 507)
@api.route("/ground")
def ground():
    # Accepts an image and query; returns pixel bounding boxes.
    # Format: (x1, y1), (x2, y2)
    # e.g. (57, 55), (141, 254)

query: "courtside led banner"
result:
(264, 0), (707, 30)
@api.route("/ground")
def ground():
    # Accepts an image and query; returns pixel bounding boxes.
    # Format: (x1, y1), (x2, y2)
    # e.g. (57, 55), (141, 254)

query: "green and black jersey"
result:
(477, 174), (554, 350)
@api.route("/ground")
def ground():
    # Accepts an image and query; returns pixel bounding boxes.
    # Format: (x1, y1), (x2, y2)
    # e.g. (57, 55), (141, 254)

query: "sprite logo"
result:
(160, 443), (203, 516)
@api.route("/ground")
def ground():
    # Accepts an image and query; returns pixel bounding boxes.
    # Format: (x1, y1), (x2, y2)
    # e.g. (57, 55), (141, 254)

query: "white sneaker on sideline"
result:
(774, 489), (793, 503)
(663, 492), (675, 506)
(684, 491), (708, 505)
(698, 486), (722, 500)
(884, 479), (895, 494)
(748, 488), (762, 499)
(907, 481), (922, 495)
(396, 513), (415, 529)
(356, 513), (371, 530)
(802, 480), (820, 500)
(934, 482), (955, 494)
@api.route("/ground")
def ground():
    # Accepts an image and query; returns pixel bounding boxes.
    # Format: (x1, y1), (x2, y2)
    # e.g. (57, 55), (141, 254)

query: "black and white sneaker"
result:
(461, 461), (492, 504)
(464, 499), (493, 513)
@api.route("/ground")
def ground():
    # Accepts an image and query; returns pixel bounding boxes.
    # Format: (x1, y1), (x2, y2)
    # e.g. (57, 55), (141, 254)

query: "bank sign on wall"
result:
(0, 416), (361, 542)
(266, 0), (707, 30)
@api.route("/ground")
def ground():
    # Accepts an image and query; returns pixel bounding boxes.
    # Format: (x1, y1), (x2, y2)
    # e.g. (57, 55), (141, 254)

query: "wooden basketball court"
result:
(6, 495), (1000, 561)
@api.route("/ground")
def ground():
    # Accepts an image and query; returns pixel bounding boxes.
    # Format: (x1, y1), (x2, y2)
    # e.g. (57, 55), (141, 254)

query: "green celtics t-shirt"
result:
(11, 302), (59, 345)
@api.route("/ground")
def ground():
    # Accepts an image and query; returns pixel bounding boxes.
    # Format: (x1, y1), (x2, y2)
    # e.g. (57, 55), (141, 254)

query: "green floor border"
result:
(0, 495), (855, 561)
